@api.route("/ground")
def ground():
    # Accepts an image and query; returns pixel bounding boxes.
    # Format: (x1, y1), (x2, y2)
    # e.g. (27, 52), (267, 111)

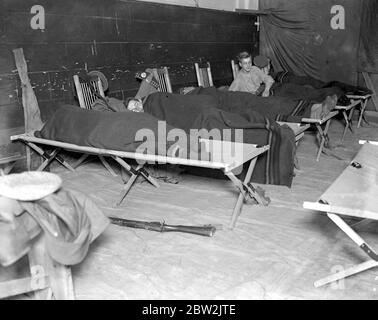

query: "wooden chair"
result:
(73, 74), (119, 176)
(231, 60), (240, 80)
(194, 62), (214, 88)
(150, 67), (173, 93)
(73, 74), (105, 109)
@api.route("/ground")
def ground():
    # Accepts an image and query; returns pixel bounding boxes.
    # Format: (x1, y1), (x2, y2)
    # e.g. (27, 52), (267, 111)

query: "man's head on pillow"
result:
(126, 98), (144, 113)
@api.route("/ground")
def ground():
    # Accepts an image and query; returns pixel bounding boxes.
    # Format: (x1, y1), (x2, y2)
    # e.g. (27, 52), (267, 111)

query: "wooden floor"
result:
(3, 117), (378, 300)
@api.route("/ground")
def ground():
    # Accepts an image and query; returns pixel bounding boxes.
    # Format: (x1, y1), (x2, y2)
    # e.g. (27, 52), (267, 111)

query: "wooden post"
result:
(13, 48), (44, 171)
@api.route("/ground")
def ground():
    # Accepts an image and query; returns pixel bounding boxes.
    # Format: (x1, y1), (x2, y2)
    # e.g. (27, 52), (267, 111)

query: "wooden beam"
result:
(12, 48), (44, 171)
(12, 48), (44, 132)
(0, 276), (50, 299)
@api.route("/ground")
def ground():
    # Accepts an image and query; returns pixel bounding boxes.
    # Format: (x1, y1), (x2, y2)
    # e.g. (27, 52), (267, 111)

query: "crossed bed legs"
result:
(18, 139), (269, 228)
(314, 213), (378, 288)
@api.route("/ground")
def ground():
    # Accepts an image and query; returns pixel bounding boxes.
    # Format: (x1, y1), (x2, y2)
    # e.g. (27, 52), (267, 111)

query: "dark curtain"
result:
(358, 0), (378, 73)
(259, 2), (321, 80)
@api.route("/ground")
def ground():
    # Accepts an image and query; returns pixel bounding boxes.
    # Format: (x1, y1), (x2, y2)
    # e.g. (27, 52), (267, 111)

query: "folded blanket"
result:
(187, 86), (313, 122)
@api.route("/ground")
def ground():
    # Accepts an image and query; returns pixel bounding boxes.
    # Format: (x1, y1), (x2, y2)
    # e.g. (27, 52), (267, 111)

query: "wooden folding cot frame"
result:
(333, 94), (373, 143)
(303, 140), (378, 287)
(280, 107), (360, 162)
(296, 92), (375, 150)
(11, 133), (272, 229)
(300, 111), (339, 161)
(346, 93), (373, 128)
(279, 94), (373, 158)
(334, 100), (360, 142)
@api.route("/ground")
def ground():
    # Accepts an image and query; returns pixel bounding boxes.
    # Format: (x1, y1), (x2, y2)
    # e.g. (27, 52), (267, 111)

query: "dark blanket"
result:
(272, 83), (344, 102)
(274, 71), (326, 89)
(273, 71), (372, 102)
(143, 92), (296, 187)
(322, 81), (373, 96)
(187, 86), (313, 123)
(35, 104), (181, 156)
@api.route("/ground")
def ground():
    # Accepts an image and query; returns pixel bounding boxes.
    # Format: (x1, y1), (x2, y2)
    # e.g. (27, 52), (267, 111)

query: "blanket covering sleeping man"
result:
(36, 101), (296, 187)
(38, 63), (370, 189)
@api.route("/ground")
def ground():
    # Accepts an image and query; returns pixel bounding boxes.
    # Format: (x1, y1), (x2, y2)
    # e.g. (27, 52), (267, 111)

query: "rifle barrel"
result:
(109, 217), (216, 237)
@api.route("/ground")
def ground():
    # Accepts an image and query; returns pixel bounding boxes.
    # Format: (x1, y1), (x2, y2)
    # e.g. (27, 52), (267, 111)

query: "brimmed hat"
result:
(87, 70), (109, 91)
(253, 55), (269, 68)
(0, 172), (62, 201)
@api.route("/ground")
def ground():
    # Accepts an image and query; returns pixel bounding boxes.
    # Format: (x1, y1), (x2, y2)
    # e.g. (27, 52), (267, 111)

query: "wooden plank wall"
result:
(0, 0), (257, 161)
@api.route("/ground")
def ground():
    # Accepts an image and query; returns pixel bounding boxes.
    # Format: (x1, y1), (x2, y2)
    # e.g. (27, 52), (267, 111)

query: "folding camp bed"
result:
(334, 100), (360, 142)
(346, 94), (373, 128)
(301, 111), (339, 161)
(303, 140), (378, 287)
(11, 133), (270, 229)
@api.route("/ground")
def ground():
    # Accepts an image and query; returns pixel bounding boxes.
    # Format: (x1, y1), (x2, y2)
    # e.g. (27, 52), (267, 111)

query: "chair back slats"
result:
(158, 73), (167, 92)
(151, 67), (172, 93)
(201, 68), (210, 87)
(231, 60), (239, 80)
(73, 74), (105, 109)
(194, 62), (213, 88)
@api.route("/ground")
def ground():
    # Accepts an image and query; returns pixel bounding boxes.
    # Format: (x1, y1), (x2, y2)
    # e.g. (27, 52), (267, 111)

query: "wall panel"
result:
(0, 0), (258, 162)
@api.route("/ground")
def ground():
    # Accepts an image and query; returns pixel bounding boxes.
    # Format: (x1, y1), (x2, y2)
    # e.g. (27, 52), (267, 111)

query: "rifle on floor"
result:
(109, 217), (217, 237)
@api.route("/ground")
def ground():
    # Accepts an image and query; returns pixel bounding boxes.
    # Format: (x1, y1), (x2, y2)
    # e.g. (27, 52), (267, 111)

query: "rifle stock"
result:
(109, 217), (216, 237)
